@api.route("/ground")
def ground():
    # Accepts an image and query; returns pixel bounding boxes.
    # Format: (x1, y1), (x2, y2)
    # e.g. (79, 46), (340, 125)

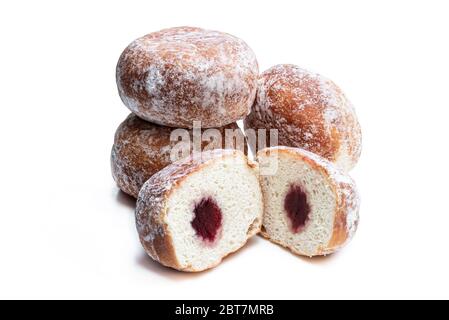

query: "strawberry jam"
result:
(191, 197), (222, 243)
(284, 184), (310, 233)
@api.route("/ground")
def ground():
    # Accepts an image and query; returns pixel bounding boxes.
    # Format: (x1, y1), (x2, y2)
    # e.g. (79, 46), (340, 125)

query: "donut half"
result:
(257, 147), (360, 257)
(136, 149), (263, 272)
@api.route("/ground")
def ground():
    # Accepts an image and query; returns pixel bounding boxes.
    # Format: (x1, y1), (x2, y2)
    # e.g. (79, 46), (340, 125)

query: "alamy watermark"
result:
(167, 121), (279, 176)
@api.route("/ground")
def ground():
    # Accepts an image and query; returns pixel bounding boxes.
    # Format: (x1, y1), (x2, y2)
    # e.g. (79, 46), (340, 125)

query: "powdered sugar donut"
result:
(111, 114), (245, 198)
(136, 149), (263, 272)
(117, 27), (259, 128)
(244, 65), (362, 172)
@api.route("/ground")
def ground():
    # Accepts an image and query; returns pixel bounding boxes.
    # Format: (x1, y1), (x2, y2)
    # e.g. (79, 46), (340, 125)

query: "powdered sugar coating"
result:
(117, 27), (259, 128)
(111, 114), (243, 198)
(244, 64), (362, 172)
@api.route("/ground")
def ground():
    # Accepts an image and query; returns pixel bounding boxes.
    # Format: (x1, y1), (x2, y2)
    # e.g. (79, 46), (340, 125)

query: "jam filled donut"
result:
(257, 147), (360, 257)
(244, 64), (362, 172)
(117, 27), (259, 128)
(136, 149), (263, 272)
(111, 114), (245, 198)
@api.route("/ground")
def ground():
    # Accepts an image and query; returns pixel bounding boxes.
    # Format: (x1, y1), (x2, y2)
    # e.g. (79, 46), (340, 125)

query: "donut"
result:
(244, 64), (362, 172)
(111, 114), (245, 198)
(116, 26), (259, 128)
(136, 149), (263, 272)
(257, 147), (360, 257)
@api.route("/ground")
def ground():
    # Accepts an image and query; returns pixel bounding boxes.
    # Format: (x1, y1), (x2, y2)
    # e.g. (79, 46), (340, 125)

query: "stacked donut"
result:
(112, 27), (362, 272)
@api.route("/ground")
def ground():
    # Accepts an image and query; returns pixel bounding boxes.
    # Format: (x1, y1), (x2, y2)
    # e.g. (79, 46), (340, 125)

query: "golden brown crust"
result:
(141, 225), (179, 270)
(245, 65), (362, 172)
(117, 27), (259, 128)
(136, 149), (256, 272)
(323, 176), (360, 254)
(111, 114), (245, 198)
(257, 147), (359, 257)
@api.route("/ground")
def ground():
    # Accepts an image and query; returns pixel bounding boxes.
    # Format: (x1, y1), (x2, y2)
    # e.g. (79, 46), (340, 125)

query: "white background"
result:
(0, 0), (448, 300)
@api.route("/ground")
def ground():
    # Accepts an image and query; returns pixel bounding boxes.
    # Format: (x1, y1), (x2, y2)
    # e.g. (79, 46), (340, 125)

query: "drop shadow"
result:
(258, 235), (340, 265)
(136, 237), (260, 280)
(296, 251), (341, 265)
(115, 189), (136, 210)
(136, 251), (214, 281)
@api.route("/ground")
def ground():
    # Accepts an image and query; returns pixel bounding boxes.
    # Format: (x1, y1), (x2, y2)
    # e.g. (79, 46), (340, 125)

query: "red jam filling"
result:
(284, 184), (311, 233)
(191, 197), (222, 243)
